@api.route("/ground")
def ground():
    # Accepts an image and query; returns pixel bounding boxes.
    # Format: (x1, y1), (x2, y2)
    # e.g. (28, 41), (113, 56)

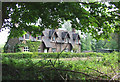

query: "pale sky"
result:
(0, 28), (10, 45)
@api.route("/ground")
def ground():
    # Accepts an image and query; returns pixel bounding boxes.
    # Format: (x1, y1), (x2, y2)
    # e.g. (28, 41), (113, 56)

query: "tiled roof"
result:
(49, 29), (55, 38)
(42, 29), (81, 48)
(42, 36), (53, 48)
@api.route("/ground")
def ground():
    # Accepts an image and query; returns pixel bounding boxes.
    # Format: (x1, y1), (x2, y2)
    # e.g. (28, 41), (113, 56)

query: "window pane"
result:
(24, 47), (29, 52)
(52, 35), (56, 41)
(25, 34), (29, 39)
(65, 48), (68, 52)
(38, 49), (41, 52)
(52, 48), (56, 52)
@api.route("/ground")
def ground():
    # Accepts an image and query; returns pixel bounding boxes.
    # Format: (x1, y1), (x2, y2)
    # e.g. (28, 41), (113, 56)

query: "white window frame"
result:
(71, 50), (73, 53)
(19, 36), (24, 41)
(38, 48), (41, 52)
(44, 49), (47, 53)
(51, 35), (56, 42)
(24, 34), (29, 40)
(31, 36), (36, 41)
(65, 48), (68, 52)
(37, 36), (42, 41)
(52, 48), (56, 52)
(24, 46), (29, 52)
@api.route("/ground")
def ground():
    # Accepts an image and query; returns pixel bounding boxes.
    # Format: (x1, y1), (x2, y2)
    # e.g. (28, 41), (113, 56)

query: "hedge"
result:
(1, 52), (115, 59)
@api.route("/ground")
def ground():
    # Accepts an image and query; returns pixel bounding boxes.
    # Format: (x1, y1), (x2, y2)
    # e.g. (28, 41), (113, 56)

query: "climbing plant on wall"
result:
(26, 40), (41, 52)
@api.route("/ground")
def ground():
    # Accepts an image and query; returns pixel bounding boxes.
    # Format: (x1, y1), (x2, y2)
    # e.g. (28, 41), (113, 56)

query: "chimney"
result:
(72, 28), (76, 33)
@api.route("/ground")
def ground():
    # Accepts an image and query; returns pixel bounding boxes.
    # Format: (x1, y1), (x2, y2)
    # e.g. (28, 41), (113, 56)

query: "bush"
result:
(2, 52), (119, 59)
(2, 52), (33, 59)
(2, 52), (119, 80)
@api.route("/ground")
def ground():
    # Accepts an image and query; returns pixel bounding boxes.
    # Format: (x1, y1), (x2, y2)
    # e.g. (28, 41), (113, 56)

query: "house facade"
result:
(4, 29), (81, 53)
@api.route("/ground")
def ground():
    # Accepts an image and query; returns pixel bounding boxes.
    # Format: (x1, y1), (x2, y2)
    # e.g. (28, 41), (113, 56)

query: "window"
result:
(76, 38), (79, 43)
(52, 37), (56, 41)
(52, 35), (56, 41)
(25, 34), (29, 40)
(65, 38), (69, 43)
(71, 50), (73, 53)
(37, 36), (42, 41)
(44, 49), (47, 53)
(52, 48), (56, 52)
(24, 46), (29, 52)
(19, 36), (24, 41)
(31, 36), (36, 41)
(64, 48), (68, 52)
(62, 38), (64, 42)
(38, 48), (41, 52)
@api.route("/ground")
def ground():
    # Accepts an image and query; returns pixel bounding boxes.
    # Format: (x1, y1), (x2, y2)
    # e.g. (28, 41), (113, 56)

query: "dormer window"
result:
(76, 38), (79, 44)
(49, 29), (55, 39)
(61, 32), (70, 43)
(51, 35), (56, 42)
(72, 33), (80, 44)
(49, 30), (58, 42)
(62, 38), (64, 42)
(25, 34), (29, 40)
(65, 37), (69, 43)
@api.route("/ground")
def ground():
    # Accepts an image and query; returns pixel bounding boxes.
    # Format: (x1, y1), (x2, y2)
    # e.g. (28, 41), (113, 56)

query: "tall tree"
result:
(81, 33), (93, 51)
(1, 2), (120, 43)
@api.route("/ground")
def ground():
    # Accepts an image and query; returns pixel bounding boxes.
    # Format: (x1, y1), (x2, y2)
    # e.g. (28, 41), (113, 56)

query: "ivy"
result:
(17, 43), (27, 47)
(13, 40), (41, 53)
(26, 40), (41, 52)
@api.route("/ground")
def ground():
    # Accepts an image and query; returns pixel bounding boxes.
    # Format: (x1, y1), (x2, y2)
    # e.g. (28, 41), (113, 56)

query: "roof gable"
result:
(72, 33), (80, 40)
(61, 32), (70, 39)
(49, 29), (55, 38)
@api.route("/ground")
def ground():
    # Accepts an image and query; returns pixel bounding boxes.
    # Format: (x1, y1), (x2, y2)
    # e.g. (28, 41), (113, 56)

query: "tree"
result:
(1, 2), (120, 50)
(62, 20), (72, 31)
(81, 33), (93, 51)
(1, 2), (119, 38)
(81, 33), (119, 52)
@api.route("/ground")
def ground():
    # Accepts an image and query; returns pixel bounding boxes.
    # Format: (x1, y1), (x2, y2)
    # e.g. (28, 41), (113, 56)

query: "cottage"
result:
(4, 29), (81, 53)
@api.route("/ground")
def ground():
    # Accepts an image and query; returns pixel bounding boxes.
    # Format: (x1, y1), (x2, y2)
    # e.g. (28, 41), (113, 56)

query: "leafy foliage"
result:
(81, 33), (119, 51)
(2, 2), (120, 40)
(2, 52), (119, 80)
(2, 52), (119, 59)
(26, 40), (41, 52)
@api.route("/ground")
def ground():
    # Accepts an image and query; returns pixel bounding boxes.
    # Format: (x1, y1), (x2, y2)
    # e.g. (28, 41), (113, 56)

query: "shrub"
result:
(2, 52), (33, 59)
(2, 52), (119, 59)
(2, 52), (119, 80)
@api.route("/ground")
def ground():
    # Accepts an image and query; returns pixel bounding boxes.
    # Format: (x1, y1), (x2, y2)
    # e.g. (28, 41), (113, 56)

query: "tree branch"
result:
(87, 67), (111, 79)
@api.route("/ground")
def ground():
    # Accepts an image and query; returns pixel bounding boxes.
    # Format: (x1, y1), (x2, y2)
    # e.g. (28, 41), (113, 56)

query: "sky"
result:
(0, 28), (10, 45)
